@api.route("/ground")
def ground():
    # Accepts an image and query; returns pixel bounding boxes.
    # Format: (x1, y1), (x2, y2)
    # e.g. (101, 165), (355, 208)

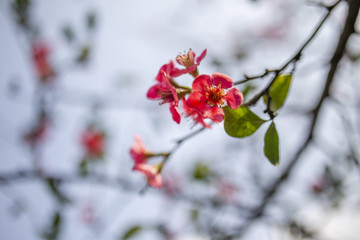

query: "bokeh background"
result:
(1, 0), (360, 239)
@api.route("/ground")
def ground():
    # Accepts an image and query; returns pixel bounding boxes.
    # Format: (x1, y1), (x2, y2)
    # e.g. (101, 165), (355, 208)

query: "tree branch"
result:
(229, 0), (360, 237)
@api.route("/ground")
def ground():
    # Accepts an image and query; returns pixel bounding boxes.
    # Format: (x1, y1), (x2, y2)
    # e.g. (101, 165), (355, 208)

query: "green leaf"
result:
(264, 121), (279, 166)
(121, 225), (142, 240)
(224, 106), (266, 138)
(263, 74), (292, 112)
(192, 162), (212, 182)
(41, 212), (62, 240)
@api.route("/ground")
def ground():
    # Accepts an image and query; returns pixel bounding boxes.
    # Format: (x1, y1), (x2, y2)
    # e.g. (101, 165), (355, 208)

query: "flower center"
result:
(176, 50), (195, 69)
(204, 85), (226, 107)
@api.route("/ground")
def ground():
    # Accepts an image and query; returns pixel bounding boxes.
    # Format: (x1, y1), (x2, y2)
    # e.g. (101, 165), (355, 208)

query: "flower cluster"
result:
(81, 126), (106, 158)
(130, 135), (163, 188)
(147, 49), (243, 127)
(130, 49), (244, 188)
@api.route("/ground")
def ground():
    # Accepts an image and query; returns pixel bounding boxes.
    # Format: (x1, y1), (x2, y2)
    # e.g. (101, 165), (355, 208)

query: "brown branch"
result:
(237, 0), (342, 108)
(228, 0), (360, 237)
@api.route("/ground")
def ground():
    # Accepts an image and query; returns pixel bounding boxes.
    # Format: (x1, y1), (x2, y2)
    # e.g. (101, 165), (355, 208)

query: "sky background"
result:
(1, 0), (360, 239)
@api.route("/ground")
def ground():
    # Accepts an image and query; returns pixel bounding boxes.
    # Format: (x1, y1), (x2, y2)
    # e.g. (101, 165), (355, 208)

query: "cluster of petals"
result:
(129, 135), (162, 188)
(147, 70), (181, 124)
(176, 49), (207, 77)
(147, 49), (207, 124)
(32, 42), (55, 82)
(81, 127), (105, 157)
(186, 73), (244, 122)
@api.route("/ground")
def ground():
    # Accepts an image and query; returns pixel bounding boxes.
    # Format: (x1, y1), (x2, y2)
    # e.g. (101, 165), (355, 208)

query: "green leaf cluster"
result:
(224, 74), (291, 165)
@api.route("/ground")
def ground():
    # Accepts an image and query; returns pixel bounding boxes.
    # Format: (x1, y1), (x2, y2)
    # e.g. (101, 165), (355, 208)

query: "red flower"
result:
(81, 127), (105, 157)
(133, 163), (162, 188)
(32, 42), (55, 82)
(130, 135), (162, 188)
(186, 73), (243, 122)
(176, 49), (207, 77)
(129, 135), (153, 164)
(157, 60), (192, 78)
(147, 70), (181, 124)
(182, 98), (225, 127)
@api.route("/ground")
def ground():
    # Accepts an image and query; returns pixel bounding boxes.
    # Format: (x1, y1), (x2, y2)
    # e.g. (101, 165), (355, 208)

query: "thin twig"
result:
(227, 0), (359, 237)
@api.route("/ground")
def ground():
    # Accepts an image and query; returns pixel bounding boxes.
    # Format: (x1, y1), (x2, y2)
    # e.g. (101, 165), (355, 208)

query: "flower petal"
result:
(182, 98), (211, 128)
(212, 73), (233, 89)
(195, 49), (207, 64)
(170, 103), (181, 124)
(192, 74), (211, 91)
(133, 163), (157, 176)
(170, 67), (192, 77)
(186, 91), (211, 112)
(130, 135), (147, 164)
(225, 88), (244, 109)
(204, 107), (224, 123)
(146, 84), (161, 99)
(148, 173), (163, 188)
(133, 163), (162, 188)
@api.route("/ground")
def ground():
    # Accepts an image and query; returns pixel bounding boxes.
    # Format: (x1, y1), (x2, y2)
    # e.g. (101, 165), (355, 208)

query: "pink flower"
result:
(129, 135), (153, 164)
(147, 70), (181, 124)
(182, 98), (225, 127)
(130, 135), (163, 188)
(133, 163), (162, 188)
(176, 49), (207, 77)
(157, 60), (192, 78)
(32, 42), (55, 82)
(81, 127), (105, 157)
(186, 73), (243, 122)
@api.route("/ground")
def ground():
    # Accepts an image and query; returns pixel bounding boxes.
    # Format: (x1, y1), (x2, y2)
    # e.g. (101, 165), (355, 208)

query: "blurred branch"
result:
(240, 0), (342, 107)
(226, 0), (360, 237)
(0, 169), (137, 191)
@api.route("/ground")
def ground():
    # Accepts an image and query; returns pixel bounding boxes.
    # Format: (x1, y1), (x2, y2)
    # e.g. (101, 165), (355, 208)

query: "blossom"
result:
(157, 60), (192, 78)
(176, 49), (207, 77)
(133, 163), (163, 188)
(182, 98), (225, 127)
(130, 135), (163, 188)
(129, 135), (154, 164)
(81, 127), (105, 157)
(186, 73), (243, 122)
(147, 70), (181, 124)
(182, 98), (210, 128)
(32, 42), (55, 82)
